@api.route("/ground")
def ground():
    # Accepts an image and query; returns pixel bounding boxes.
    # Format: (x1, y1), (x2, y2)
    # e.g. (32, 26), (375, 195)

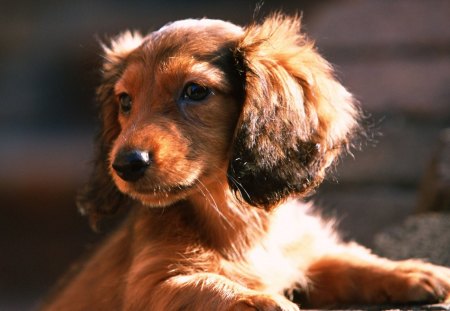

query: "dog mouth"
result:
(140, 182), (196, 195)
(110, 149), (211, 206)
(126, 182), (196, 207)
(126, 178), (200, 204)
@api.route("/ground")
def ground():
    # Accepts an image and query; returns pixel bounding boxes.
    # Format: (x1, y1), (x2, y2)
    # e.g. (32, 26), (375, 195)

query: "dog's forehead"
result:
(156, 18), (243, 36)
(130, 18), (243, 70)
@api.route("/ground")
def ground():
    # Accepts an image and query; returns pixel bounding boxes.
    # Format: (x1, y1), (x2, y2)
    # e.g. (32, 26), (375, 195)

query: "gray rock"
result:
(418, 129), (450, 212)
(374, 213), (450, 266)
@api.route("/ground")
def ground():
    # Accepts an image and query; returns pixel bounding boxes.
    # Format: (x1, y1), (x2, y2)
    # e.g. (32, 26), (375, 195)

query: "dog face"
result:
(108, 21), (244, 207)
(77, 15), (358, 220)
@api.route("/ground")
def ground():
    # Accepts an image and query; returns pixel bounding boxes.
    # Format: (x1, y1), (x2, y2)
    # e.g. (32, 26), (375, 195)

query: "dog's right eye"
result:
(118, 93), (132, 114)
(181, 83), (211, 102)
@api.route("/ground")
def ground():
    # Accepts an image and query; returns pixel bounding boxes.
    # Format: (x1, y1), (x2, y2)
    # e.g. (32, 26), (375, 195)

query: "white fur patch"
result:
(102, 31), (143, 70)
(157, 18), (243, 36)
(246, 240), (305, 295)
(245, 199), (340, 294)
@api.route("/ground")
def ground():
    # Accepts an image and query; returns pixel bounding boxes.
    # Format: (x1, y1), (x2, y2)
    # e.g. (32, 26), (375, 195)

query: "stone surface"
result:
(417, 129), (450, 212)
(309, 0), (450, 46)
(335, 59), (450, 118)
(374, 213), (450, 266)
(331, 117), (445, 185)
(308, 0), (450, 118)
(306, 0), (450, 255)
(315, 185), (417, 247)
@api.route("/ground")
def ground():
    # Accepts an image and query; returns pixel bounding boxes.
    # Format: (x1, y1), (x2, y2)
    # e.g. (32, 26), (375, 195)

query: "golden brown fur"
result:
(41, 14), (450, 310)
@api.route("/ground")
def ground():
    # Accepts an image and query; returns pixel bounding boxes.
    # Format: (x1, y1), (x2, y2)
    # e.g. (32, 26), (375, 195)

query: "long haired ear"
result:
(77, 31), (143, 226)
(228, 14), (359, 208)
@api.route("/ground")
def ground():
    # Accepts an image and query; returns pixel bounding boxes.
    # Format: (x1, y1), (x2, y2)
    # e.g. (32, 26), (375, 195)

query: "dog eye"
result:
(118, 93), (132, 114)
(182, 83), (211, 102)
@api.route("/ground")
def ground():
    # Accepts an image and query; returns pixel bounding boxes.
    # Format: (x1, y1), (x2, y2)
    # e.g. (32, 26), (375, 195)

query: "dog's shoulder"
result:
(238, 200), (340, 294)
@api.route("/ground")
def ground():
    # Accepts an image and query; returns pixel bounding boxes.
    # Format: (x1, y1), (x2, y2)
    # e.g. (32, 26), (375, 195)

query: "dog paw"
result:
(384, 261), (450, 303)
(232, 293), (299, 311)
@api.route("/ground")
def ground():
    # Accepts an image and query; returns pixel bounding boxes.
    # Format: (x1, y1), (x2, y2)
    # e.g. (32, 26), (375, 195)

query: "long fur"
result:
(41, 14), (450, 310)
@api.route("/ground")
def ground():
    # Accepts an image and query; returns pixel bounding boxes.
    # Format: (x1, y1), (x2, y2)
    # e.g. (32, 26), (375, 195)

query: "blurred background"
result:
(1, 0), (449, 309)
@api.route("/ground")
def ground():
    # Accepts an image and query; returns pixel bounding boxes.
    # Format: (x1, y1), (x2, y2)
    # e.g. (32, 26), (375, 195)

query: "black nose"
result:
(112, 149), (151, 182)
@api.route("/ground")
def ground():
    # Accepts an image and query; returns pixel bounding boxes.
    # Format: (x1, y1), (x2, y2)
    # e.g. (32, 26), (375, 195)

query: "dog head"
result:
(77, 14), (359, 221)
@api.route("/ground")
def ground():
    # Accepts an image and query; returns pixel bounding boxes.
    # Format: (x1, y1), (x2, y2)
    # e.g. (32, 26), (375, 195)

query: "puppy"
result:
(41, 14), (450, 310)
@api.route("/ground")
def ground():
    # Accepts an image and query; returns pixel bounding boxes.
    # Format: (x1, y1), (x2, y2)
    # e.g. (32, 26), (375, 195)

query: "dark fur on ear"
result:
(76, 32), (144, 227)
(228, 14), (359, 208)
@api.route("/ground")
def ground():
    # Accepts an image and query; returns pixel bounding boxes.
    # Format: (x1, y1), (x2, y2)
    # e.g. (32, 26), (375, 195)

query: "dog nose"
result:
(112, 149), (151, 182)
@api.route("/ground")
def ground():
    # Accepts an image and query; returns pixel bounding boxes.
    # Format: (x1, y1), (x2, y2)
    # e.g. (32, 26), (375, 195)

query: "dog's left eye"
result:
(181, 83), (211, 102)
(118, 93), (132, 114)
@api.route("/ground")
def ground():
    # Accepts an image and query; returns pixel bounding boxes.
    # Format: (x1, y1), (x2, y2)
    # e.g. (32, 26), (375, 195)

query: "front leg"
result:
(304, 246), (450, 308)
(128, 273), (299, 311)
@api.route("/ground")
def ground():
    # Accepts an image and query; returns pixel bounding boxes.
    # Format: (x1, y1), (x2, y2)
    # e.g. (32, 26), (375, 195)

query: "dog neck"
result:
(186, 180), (270, 260)
(132, 180), (270, 260)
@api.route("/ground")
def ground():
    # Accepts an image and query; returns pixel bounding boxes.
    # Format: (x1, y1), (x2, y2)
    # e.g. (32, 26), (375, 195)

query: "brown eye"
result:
(182, 83), (211, 102)
(118, 93), (132, 114)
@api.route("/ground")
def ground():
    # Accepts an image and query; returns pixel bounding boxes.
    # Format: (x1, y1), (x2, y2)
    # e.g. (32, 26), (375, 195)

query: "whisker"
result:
(226, 173), (252, 203)
(195, 178), (236, 230)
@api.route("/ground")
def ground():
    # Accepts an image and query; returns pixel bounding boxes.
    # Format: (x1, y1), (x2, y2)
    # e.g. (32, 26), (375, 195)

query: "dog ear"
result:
(228, 14), (359, 208)
(77, 31), (143, 227)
